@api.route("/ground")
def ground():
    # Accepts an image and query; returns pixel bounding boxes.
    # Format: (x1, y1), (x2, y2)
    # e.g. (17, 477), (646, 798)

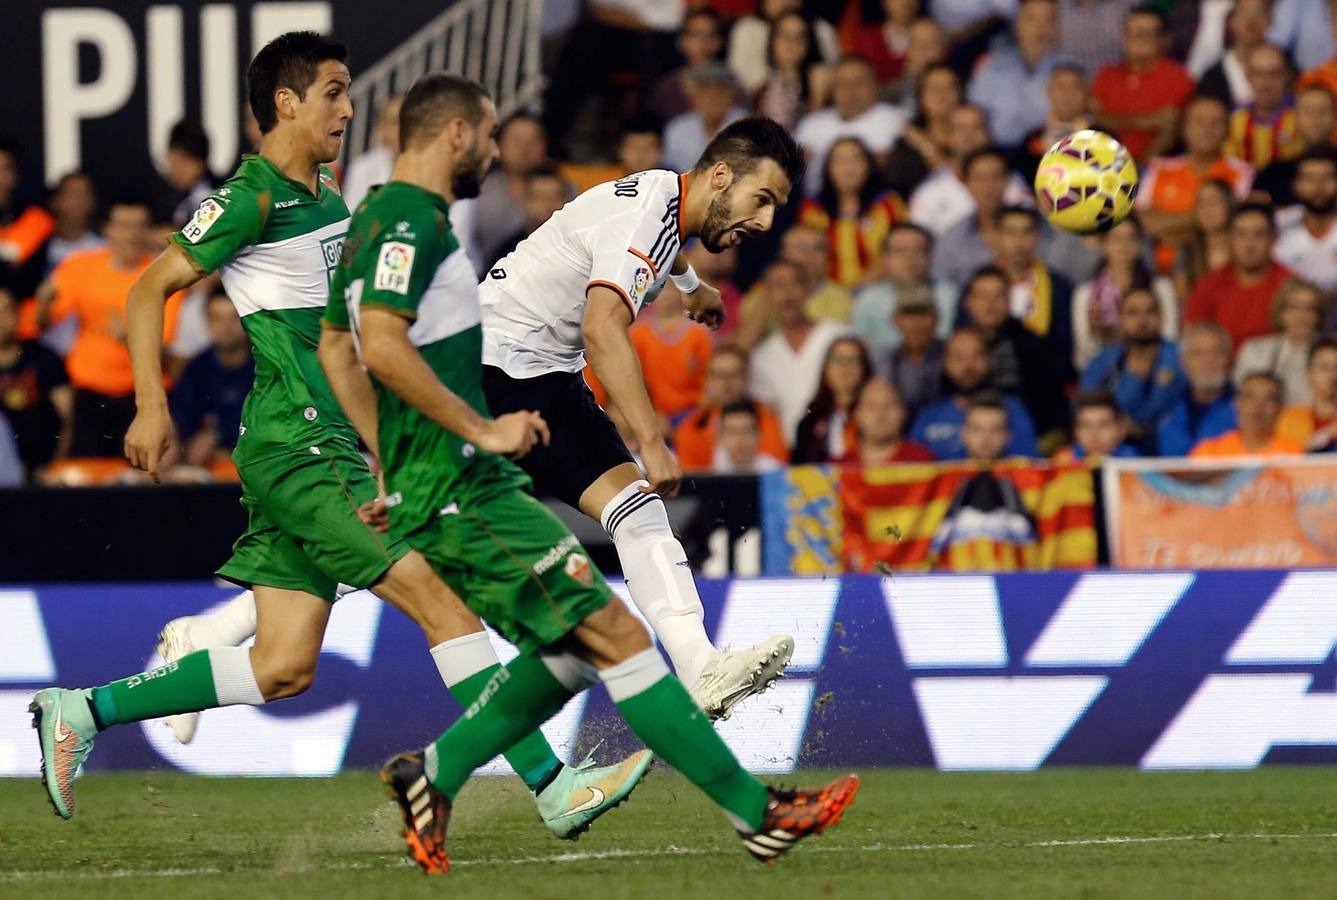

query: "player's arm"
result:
(357, 307), (548, 458)
(318, 325), (383, 463)
(124, 244), (205, 481)
(670, 251), (724, 330)
(582, 285), (683, 496)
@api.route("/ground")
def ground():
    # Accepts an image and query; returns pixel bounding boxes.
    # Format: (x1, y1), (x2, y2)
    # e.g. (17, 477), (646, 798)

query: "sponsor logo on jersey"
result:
(564, 552), (593, 587)
(533, 534), (580, 576)
(321, 236), (345, 284)
(182, 199), (224, 243)
(374, 241), (415, 294)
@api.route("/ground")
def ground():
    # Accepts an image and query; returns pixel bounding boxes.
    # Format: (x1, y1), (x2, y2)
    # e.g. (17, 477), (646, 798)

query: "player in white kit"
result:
(478, 116), (804, 718)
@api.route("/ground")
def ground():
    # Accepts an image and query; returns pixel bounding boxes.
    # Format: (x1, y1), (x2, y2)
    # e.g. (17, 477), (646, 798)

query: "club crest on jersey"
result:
(632, 266), (652, 303)
(374, 241), (415, 294)
(182, 199), (224, 243)
(564, 552), (593, 587)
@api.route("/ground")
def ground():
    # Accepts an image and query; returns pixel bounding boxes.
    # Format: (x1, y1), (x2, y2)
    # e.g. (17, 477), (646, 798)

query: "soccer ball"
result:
(1033, 129), (1139, 235)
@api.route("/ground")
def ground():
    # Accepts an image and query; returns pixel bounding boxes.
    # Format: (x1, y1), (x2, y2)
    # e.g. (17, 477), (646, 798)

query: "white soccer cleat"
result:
(689, 634), (795, 721)
(155, 617), (201, 744)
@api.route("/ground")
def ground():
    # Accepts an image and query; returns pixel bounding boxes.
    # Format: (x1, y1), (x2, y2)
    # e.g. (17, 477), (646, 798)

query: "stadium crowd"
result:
(4, 0), (1337, 486)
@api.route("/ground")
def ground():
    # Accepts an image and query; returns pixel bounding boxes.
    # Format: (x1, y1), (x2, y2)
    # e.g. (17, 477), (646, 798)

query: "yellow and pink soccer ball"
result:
(1033, 129), (1139, 235)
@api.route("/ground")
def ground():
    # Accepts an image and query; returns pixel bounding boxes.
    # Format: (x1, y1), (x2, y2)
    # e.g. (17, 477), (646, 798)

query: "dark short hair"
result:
(694, 115), (805, 193)
(106, 194), (151, 216)
(961, 145), (1009, 179)
(398, 72), (490, 151)
(720, 399), (760, 423)
(712, 343), (750, 367)
(965, 265), (1009, 294)
(167, 119), (210, 163)
(525, 161), (565, 189)
(1293, 146), (1337, 176)
(247, 31), (348, 133)
(965, 390), (1008, 417)
(683, 7), (724, 34)
(1240, 370), (1285, 395)
(620, 113), (664, 141)
(885, 221), (934, 252)
(1127, 3), (1169, 32)
(1072, 389), (1120, 419)
(995, 205), (1041, 229)
(499, 112), (544, 141)
(1309, 336), (1337, 365)
(1231, 200), (1276, 232)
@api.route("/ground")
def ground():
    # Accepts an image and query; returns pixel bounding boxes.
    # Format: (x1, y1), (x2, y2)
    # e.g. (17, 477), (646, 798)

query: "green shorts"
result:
(218, 440), (410, 602)
(407, 485), (612, 654)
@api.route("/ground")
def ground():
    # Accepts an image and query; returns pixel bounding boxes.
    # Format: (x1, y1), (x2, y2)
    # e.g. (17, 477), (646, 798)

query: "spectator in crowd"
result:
(1195, 0), (1270, 109)
(792, 335), (871, 463)
(1267, 0), (1335, 73)
(881, 17), (950, 108)
(797, 137), (907, 288)
(161, 119), (213, 229)
(1276, 337), (1337, 450)
(1172, 178), (1237, 300)
(42, 171), (102, 277)
(0, 140), (56, 299)
(1079, 287), (1186, 451)
(992, 207), (1076, 369)
(754, 12), (832, 132)
(617, 115), (665, 175)
(748, 259), (852, 441)
(1232, 277), (1328, 406)
(960, 264), (1071, 444)
(776, 223), (856, 322)
(662, 62), (748, 172)
(853, 222), (955, 355)
(854, 0), (920, 85)
(1185, 0), (1234, 80)
(1253, 84), (1337, 206)
(35, 197), (183, 458)
(682, 238), (744, 337)
(713, 400), (785, 473)
(839, 377), (935, 464)
(910, 327), (1039, 459)
(1157, 322), (1238, 455)
(875, 286), (948, 420)
(966, 0), (1074, 149)
(647, 9), (726, 122)
(491, 163), (571, 263)
(728, 0), (841, 96)
(928, 145), (1025, 279)
(1136, 95), (1252, 250)
(341, 94), (403, 213)
(959, 392), (1016, 464)
(1226, 44), (1303, 170)
(472, 113), (548, 278)
(910, 106), (1001, 237)
(1273, 149), (1337, 293)
(1092, 4), (1195, 162)
(0, 286), (70, 477)
(931, 0), (1018, 61)
(883, 63), (962, 197)
(1058, 0), (1136, 72)
(1190, 371), (1303, 457)
(170, 291), (253, 469)
(1072, 215), (1178, 369)
(1056, 389), (1139, 462)
(674, 344), (789, 471)
(1015, 64), (1093, 180)
(629, 281), (713, 421)
(1295, 15), (1337, 108)
(794, 55), (908, 193)
(1186, 202), (1294, 350)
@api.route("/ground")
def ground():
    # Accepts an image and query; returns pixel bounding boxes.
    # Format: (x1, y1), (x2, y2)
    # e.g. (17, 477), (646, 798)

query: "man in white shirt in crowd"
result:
(909, 104), (1030, 237)
(1274, 148), (1337, 295)
(795, 56), (907, 193)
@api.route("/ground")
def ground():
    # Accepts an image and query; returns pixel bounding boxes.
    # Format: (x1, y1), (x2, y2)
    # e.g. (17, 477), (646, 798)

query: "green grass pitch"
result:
(1, 767), (1334, 899)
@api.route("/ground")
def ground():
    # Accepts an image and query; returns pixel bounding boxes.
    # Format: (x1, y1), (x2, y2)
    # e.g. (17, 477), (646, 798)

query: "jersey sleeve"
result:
(323, 260), (351, 330)
(169, 180), (267, 275)
(357, 211), (449, 320)
(587, 208), (679, 317)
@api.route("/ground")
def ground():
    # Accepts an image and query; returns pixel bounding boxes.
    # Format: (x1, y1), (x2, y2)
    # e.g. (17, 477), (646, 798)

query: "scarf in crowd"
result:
(1010, 262), (1053, 337)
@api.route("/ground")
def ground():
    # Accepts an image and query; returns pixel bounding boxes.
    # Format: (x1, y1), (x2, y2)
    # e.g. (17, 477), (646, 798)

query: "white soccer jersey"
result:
(480, 168), (684, 377)
(1274, 220), (1337, 295)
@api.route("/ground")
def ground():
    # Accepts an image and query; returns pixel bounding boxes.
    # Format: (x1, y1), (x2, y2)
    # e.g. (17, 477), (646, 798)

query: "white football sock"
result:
(429, 631), (499, 688)
(600, 480), (717, 685)
(190, 590), (259, 647)
(208, 647), (265, 706)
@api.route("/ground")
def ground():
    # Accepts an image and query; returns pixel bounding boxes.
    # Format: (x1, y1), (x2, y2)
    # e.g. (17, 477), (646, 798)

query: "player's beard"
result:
(1301, 194), (1337, 216)
(700, 186), (743, 253)
(450, 142), (490, 200)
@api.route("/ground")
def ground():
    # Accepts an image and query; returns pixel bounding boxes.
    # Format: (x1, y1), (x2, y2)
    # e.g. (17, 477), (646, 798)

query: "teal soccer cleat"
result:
(29, 687), (98, 819)
(536, 748), (654, 839)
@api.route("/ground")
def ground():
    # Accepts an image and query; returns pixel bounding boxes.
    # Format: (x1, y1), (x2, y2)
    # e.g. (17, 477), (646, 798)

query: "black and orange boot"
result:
(380, 751), (452, 875)
(738, 774), (861, 863)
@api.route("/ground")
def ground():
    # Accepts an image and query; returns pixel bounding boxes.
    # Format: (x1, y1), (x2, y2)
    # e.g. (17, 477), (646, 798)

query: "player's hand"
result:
(682, 280), (725, 331)
(124, 404), (177, 483)
(357, 497), (391, 533)
(639, 438), (683, 497)
(479, 411), (550, 459)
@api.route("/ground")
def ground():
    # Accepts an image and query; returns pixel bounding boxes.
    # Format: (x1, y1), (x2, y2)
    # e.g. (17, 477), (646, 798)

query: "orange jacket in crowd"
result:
(675, 401), (789, 471)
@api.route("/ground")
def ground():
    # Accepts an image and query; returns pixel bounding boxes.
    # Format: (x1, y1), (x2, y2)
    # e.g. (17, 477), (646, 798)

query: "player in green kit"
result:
(28, 32), (650, 838)
(320, 72), (860, 876)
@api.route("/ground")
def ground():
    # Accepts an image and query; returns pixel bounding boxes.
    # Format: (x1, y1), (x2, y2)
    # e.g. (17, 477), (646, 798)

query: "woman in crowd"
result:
(754, 12), (831, 132)
(1233, 278), (1330, 406)
(881, 63), (960, 198)
(853, 0), (922, 85)
(1173, 178), (1236, 302)
(1277, 337), (1337, 451)
(798, 137), (908, 289)
(727, 0), (840, 96)
(793, 336), (872, 463)
(838, 376), (935, 465)
(1071, 215), (1178, 369)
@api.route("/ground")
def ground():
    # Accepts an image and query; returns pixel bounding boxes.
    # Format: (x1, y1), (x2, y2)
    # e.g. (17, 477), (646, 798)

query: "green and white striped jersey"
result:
(171, 154), (351, 462)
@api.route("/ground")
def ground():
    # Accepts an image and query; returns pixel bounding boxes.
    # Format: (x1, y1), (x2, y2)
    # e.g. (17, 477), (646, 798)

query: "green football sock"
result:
(606, 650), (768, 830)
(447, 664), (563, 793)
(426, 653), (574, 798)
(89, 650), (219, 729)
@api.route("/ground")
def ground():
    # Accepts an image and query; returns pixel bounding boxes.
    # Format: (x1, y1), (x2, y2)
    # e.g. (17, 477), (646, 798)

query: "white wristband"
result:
(669, 265), (700, 294)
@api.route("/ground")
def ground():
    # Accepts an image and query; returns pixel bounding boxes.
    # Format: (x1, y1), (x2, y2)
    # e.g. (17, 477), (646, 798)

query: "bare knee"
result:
(575, 601), (653, 667)
(250, 649), (318, 701)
